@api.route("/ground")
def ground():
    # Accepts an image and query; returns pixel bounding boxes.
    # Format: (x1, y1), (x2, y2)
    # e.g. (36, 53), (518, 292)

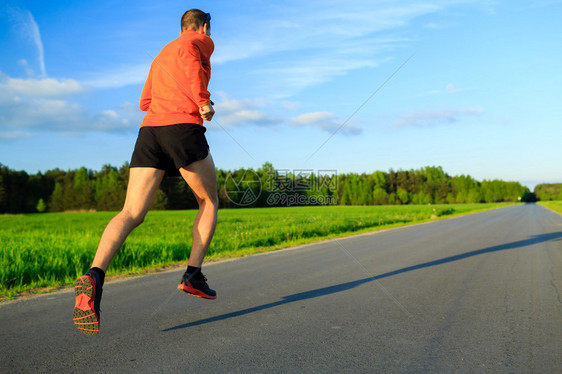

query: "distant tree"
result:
(371, 171), (388, 190)
(27, 172), (53, 212)
(446, 193), (456, 204)
(50, 182), (65, 212)
(257, 162), (276, 206)
(411, 191), (432, 205)
(73, 167), (94, 210)
(95, 167), (125, 211)
(357, 174), (373, 205)
(0, 166), (31, 213)
(535, 183), (562, 201)
(36, 198), (46, 213)
(435, 180), (450, 204)
(395, 171), (410, 194)
(372, 187), (389, 205)
(0, 174), (6, 212)
(466, 189), (482, 204)
(397, 188), (410, 204)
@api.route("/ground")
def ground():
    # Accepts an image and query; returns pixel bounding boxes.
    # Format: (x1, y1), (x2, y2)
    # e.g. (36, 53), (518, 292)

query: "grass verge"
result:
(1, 203), (515, 300)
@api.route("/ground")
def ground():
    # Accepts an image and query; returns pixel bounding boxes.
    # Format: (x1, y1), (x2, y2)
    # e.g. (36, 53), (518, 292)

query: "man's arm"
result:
(181, 43), (213, 118)
(139, 67), (153, 111)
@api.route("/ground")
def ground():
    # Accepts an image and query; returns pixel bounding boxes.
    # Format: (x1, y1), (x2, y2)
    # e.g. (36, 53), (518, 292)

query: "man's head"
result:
(181, 9), (211, 36)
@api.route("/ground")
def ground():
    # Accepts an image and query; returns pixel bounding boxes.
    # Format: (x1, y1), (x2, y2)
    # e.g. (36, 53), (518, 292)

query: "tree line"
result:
(534, 183), (562, 201)
(0, 162), (536, 214)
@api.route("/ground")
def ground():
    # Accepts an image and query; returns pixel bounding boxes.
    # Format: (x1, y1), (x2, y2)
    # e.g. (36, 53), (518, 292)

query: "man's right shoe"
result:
(73, 270), (102, 335)
(177, 271), (217, 299)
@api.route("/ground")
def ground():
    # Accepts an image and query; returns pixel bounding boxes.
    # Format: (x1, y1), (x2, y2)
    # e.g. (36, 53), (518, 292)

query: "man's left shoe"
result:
(177, 271), (217, 299)
(73, 270), (102, 335)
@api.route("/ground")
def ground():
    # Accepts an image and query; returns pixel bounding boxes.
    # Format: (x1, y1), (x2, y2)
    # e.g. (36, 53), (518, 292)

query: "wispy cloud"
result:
(0, 131), (34, 142)
(212, 0), (493, 97)
(26, 11), (45, 77)
(514, 0), (562, 11)
(290, 112), (362, 135)
(82, 63), (150, 88)
(253, 54), (382, 97)
(424, 83), (460, 96)
(7, 8), (46, 77)
(392, 107), (484, 127)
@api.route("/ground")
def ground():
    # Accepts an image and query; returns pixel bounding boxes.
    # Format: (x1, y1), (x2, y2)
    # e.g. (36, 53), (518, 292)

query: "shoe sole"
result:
(177, 283), (216, 299)
(73, 275), (100, 335)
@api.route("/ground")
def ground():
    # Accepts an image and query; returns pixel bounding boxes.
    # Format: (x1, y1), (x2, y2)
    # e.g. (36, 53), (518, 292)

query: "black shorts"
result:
(130, 123), (209, 177)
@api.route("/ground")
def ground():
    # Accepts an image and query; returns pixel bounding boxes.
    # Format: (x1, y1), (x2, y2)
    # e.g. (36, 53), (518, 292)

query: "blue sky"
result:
(1, 0), (561, 189)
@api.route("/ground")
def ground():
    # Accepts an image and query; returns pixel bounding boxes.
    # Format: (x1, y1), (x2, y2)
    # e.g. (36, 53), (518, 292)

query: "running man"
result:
(73, 9), (218, 335)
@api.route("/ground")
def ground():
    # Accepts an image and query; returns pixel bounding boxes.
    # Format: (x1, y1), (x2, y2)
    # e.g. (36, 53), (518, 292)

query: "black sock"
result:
(90, 267), (106, 286)
(186, 266), (204, 280)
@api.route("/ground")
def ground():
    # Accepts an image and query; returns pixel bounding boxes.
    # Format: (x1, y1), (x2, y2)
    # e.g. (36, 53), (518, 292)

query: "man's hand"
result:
(199, 103), (215, 121)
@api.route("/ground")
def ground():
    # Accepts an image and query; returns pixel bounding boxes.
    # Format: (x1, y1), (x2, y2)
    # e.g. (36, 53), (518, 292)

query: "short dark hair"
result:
(181, 9), (208, 31)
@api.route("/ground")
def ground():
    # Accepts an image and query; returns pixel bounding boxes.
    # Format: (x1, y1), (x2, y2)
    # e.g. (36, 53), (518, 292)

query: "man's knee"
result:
(198, 193), (218, 211)
(120, 208), (147, 226)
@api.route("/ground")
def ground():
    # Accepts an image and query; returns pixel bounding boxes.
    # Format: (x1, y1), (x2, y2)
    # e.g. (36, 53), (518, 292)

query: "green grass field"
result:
(0, 203), (513, 299)
(538, 201), (562, 214)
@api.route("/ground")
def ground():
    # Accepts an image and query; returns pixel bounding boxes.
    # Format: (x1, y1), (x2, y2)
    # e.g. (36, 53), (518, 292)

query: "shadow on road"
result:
(163, 231), (562, 332)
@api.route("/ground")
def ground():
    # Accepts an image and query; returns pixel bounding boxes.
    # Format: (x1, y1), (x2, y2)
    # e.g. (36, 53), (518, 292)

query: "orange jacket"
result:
(139, 30), (214, 127)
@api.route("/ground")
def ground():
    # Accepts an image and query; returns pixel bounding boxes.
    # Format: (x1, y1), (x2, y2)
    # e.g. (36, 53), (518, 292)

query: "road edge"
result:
(0, 203), (518, 305)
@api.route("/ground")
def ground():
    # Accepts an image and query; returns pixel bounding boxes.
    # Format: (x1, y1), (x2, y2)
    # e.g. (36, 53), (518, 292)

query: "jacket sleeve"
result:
(180, 42), (212, 107)
(139, 66), (153, 111)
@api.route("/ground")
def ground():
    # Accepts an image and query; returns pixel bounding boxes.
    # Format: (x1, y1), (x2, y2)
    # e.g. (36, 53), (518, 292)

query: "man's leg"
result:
(74, 167), (164, 335)
(179, 154), (219, 267)
(91, 167), (165, 271)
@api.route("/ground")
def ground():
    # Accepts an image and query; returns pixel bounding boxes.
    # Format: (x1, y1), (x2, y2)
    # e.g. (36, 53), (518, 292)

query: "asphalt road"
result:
(1, 204), (561, 373)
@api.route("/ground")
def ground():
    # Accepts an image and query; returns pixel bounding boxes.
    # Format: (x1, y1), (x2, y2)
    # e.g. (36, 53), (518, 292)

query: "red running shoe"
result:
(177, 271), (216, 299)
(73, 271), (102, 335)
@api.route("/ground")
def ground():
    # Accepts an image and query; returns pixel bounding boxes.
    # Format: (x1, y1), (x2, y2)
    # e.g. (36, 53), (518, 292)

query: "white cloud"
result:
(211, 95), (362, 136)
(92, 110), (132, 131)
(291, 112), (335, 125)
(0, 74), (138, 138)
(290, 112), (362, 135)
(211, 94), (363, 136)
(118, 101), (145, 123)
(393, 107), (484, 127)
(213, 93), (282, 127)
(3, 75), (87, 97)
